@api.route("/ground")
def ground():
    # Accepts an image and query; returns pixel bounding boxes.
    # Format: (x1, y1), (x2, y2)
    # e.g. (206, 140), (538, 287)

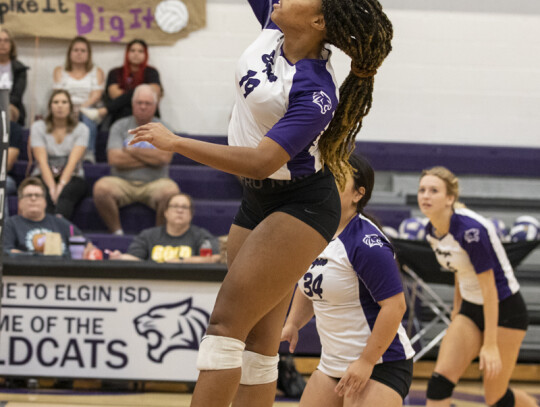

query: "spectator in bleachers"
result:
(0, 28), (28, 126)
(30, 89), (89, 220)
(81, 39), (162, 128)
(0, 27), (28, 199)
(3, 177), (88, 256)
(1, 28), (26, 210)
(107, 192), (220, 263)
(92, 84), (179, 235)
(53, 36), (105, 163)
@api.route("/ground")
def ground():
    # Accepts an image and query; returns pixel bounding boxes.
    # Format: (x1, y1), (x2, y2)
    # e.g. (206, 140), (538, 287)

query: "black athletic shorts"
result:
(370, 358), (414, 400)
(233, 169), (341, 243)
(327, 358), (413, 400)
(459, 291), (529, 331)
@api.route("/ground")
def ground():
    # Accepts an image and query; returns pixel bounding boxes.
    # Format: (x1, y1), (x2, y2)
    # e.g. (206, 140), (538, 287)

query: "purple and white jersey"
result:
(299, 214), (415, 378)
(425, 208), (520, 305)
(228, 0), (339, 180)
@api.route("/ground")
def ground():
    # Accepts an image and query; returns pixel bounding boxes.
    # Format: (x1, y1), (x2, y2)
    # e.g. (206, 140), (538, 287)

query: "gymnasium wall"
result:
(15, 0), (540, 147)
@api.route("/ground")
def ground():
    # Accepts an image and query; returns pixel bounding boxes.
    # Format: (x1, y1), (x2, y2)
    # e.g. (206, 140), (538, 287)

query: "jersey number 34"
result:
(303, 273), (323, 299)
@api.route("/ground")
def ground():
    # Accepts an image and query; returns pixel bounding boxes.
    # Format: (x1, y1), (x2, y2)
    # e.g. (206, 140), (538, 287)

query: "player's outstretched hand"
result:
(128, 122), (180, 152)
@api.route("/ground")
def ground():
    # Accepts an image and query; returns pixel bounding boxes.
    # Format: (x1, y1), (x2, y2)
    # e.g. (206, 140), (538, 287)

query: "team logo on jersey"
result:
(262, 51), (278, 82)
(435, 248), (451, 258)
(312, 90), (332, 114)
(310, 257), (328, 269)
(363, 234), (383, 248)
(464, 228), (480, 243)
(134, 298), (210, 363)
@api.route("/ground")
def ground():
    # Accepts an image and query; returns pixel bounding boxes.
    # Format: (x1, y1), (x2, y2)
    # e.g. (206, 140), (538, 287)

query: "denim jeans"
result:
(80, 113), (97, 153)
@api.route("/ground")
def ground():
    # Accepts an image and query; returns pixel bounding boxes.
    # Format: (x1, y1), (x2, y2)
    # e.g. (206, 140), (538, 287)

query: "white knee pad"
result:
(196, 335), (246, 371)
(239, 350), (280, 385)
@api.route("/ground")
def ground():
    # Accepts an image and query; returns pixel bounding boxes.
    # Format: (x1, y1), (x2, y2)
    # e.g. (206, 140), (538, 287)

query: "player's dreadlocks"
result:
(319, 0), (393, 187)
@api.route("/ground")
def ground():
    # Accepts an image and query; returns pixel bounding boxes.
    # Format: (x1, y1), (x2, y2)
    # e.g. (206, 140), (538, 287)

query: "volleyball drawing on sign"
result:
(155, 0), (189, 34)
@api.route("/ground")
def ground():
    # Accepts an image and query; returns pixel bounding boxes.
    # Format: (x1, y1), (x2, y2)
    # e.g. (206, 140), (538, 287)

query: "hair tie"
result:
(351, 63), (377, 78)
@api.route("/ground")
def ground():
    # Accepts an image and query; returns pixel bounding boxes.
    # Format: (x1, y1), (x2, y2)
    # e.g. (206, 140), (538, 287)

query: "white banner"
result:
(0, 276), (219, 381)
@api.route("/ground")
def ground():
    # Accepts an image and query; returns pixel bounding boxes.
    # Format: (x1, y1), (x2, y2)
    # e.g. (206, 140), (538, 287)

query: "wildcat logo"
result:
(464, 228), (480, 243)
(363, 234), (383, 248)
(134, 298), (210, 363)
(312, 90), (332, 114)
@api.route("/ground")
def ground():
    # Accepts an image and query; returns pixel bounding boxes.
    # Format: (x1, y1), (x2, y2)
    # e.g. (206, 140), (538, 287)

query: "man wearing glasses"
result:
(3, 177), (85, 256)
(107, 193), (220, 263)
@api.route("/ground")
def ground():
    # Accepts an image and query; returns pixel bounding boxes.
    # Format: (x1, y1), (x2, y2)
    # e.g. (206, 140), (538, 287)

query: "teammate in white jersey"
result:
(281, 154), (415, 406)
(418, 167), (536, 407)
(129, 1), (393, 406)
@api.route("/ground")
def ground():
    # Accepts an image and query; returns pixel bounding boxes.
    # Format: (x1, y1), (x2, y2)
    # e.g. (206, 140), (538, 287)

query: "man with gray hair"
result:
(93, 84), (179, 235)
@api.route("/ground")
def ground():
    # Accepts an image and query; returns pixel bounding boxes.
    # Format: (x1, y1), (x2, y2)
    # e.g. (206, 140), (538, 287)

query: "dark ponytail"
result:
(348, 153), (382, 228)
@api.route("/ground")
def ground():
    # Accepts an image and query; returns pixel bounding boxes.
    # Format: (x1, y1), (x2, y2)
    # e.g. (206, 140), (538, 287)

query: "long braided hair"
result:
(319, 0), (393, 187)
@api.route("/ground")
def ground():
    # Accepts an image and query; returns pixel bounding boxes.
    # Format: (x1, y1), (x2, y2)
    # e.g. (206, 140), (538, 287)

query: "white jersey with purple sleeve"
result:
(425, 208), (520, 305)
(228, 0), (339, 180)
(299, 214), (415, 378)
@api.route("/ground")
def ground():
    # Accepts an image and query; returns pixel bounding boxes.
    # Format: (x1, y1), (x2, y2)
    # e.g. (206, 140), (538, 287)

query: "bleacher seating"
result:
(11, 131), (540, 240)
(11, 132), (540, 242)
(357, 141), (540, 178)
(11, 131), (416, 239)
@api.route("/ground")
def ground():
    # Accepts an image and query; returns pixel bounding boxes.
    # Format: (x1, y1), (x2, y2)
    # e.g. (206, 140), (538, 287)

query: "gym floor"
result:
(0, 378), (539, 406)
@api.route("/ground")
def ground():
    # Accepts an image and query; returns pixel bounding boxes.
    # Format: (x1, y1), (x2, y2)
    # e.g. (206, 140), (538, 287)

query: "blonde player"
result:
(418, 166), (536, 407)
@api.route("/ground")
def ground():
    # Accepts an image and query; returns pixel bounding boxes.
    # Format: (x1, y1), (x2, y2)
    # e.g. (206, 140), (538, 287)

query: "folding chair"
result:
(400, 264), (452, 361)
